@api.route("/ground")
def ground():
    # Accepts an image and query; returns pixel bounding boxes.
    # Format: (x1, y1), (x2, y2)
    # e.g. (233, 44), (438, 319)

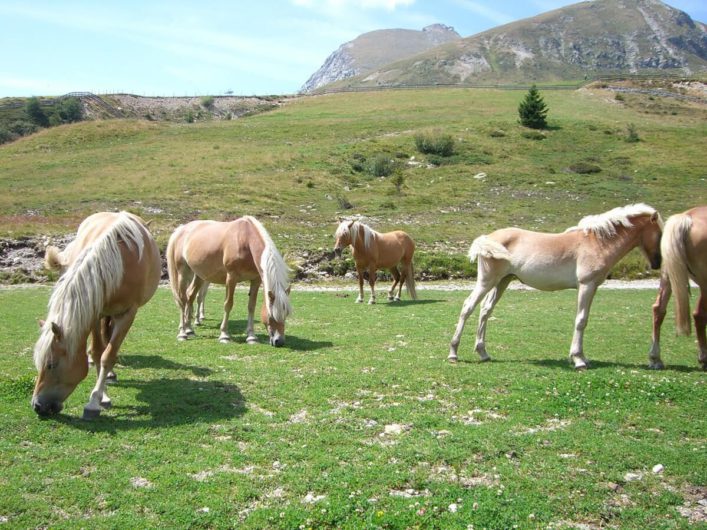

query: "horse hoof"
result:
(368, 300), (376, 305)
(100, 400), (112, 409)
(479, 356), (491, 363)
(394, 297), (401, 302)
(355, 299), (363, 304)
(246, 337), (259, 345)
(106, 371), (117, 383)
(574, 365), (588, 372)
(82, 408), (101, 420)
(447, 356), (458, 364)
(177, 335), (189, 342)
(219, 337), (231, 344)
(186, 330), (196, 337)
(648, 362), (664, 370)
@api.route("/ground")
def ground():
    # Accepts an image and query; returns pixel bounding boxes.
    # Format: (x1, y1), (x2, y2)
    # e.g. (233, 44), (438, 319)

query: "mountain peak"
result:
(304, 0), (706, 92)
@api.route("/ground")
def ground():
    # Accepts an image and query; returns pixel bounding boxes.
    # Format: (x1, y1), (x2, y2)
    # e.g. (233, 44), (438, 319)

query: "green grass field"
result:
(1, 87), (705, 279)
(0, 285), (704, 529)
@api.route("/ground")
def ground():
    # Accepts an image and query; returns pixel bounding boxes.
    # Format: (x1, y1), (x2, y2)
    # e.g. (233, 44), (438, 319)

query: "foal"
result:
(449, 204), (663, 370)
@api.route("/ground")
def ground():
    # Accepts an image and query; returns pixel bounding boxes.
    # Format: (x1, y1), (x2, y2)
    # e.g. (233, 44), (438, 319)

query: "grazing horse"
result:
(166, 216), (292, 346)
(334, 220), (417, 304)
(649, 206), (707, 370)
(32, 212), (161, 419)
(449, 204), (663, 370)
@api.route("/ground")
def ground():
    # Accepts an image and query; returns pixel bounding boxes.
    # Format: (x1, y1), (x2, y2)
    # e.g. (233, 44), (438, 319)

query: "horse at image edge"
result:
(448, 203), (663, 370)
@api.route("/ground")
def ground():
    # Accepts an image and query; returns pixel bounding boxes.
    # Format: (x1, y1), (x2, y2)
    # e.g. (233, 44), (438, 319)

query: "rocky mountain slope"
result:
(300, 24), (460, 93)
(311, 0), (706, 91)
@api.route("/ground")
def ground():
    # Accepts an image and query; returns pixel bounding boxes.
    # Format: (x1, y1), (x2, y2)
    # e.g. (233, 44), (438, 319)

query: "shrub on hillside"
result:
(414, 131), (455, 156)
(0, 127), (16, 145)
(25, 97), (49, 127)
(369, 154), (396, 177)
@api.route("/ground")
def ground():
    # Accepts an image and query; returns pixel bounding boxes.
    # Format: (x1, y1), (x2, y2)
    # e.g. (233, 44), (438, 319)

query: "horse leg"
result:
(102, 317), (117, 381)
(195, 281), (209, 326)
(694, 291), (707, 370)
(448, 280), (497, 363)
(475, 275), (512, 361)
(83, 307), (137, 420)
(356, 266), (365, 303)
(367, 266), (377, 304)
(219, 273), (237, 343)
(569, 282), (598, 370)
(176, 268), (195, 341)
(245, 279), (261, 344)
(388, 268), (401, 301)
(89, 320), (109, 397)
(185, 275), (204, 339)
(648, 276), (671, 370)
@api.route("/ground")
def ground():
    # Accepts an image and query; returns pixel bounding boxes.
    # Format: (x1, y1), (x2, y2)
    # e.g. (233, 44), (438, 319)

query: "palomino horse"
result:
(334, 220), (417, 304)
(649, 206), (707, 370)
(32, 212), (161, 418)
(449, 204), (663, 370)
(166, 216), (292, 346)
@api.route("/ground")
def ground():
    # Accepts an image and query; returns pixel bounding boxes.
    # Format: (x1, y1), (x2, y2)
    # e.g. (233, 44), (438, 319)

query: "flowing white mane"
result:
(34, 212), (146, 369)
(335, 220), (378, 250)
(566, 203), (659, 239)
(246, 216), (292, 323)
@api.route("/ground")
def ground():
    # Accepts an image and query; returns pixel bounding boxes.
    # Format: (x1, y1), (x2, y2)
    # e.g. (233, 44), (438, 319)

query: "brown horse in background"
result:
(334, 220), (417, 304)
(166, 216), (291, 346)
(32, 211), (161, 419)
(649, 206), (707, 370)
(449, 204), (663, 370)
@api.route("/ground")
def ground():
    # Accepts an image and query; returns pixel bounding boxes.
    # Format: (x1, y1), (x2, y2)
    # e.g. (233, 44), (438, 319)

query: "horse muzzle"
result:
(31, 396), (63, 416)
(334, 247), (342, 259)
(270, 336), (285, 347)
(650, 254), (662, 270)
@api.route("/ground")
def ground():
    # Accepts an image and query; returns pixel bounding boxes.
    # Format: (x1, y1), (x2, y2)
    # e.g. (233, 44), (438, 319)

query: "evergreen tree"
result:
(518, 85), (548, 129)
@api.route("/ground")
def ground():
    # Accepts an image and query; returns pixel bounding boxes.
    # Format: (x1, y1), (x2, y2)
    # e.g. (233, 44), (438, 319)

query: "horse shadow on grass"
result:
(528, 358), (703, 373)
(450, 356), (702, 373)
(381, 299), (443, 308)
(52, 352), (247, 433)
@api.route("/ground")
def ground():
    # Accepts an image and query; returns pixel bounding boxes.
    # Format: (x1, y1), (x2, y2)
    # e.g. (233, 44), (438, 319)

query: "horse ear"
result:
(347, 220), (355, 228)
(38, 319), (45, 329)
(268, 291), (275, 303)
(51, 322), (62, 340)
(650, 211), (660, 223)
(285, 286), (291, 296)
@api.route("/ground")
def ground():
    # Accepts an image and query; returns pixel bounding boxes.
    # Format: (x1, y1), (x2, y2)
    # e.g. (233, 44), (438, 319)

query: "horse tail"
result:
(44, 245), (66, 272)
(662, 212), (693, 336)
(166, 226), (183, 306)
(468, 236), (512, 263)
(405, 260), (417, 300)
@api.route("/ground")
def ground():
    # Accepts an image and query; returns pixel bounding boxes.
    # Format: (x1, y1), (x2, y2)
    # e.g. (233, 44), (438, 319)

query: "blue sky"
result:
(1, 0), (704, 97)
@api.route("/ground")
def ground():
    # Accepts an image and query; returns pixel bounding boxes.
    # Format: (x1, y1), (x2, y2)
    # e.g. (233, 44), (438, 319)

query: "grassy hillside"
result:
(0, 86), (705, 278)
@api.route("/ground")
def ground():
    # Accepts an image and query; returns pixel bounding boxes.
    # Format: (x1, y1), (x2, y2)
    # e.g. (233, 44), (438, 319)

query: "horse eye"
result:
(46, 360), (57, 370)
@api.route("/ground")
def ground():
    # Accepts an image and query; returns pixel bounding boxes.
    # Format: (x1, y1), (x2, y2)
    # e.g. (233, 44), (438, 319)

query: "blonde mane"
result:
(245, 216), (292, 323)
(34, 212), (146, 369)
(566, 203), (660, 239)
(335, 220), (378, 250)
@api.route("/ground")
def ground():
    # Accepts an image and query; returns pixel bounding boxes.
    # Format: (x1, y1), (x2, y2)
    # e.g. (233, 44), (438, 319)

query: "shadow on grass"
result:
(54, 377), (247, 433)
(117, 354), (213, 377)
(528, 358), (703, 373)
(381, 299), (444, 308)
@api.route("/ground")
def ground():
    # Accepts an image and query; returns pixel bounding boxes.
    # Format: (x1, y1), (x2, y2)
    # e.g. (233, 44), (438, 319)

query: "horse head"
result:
(261, 287), (291, 347)
(32, 321), (88, 416)
(638, 211), (663, 270)
(334, 221), (355, 258)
